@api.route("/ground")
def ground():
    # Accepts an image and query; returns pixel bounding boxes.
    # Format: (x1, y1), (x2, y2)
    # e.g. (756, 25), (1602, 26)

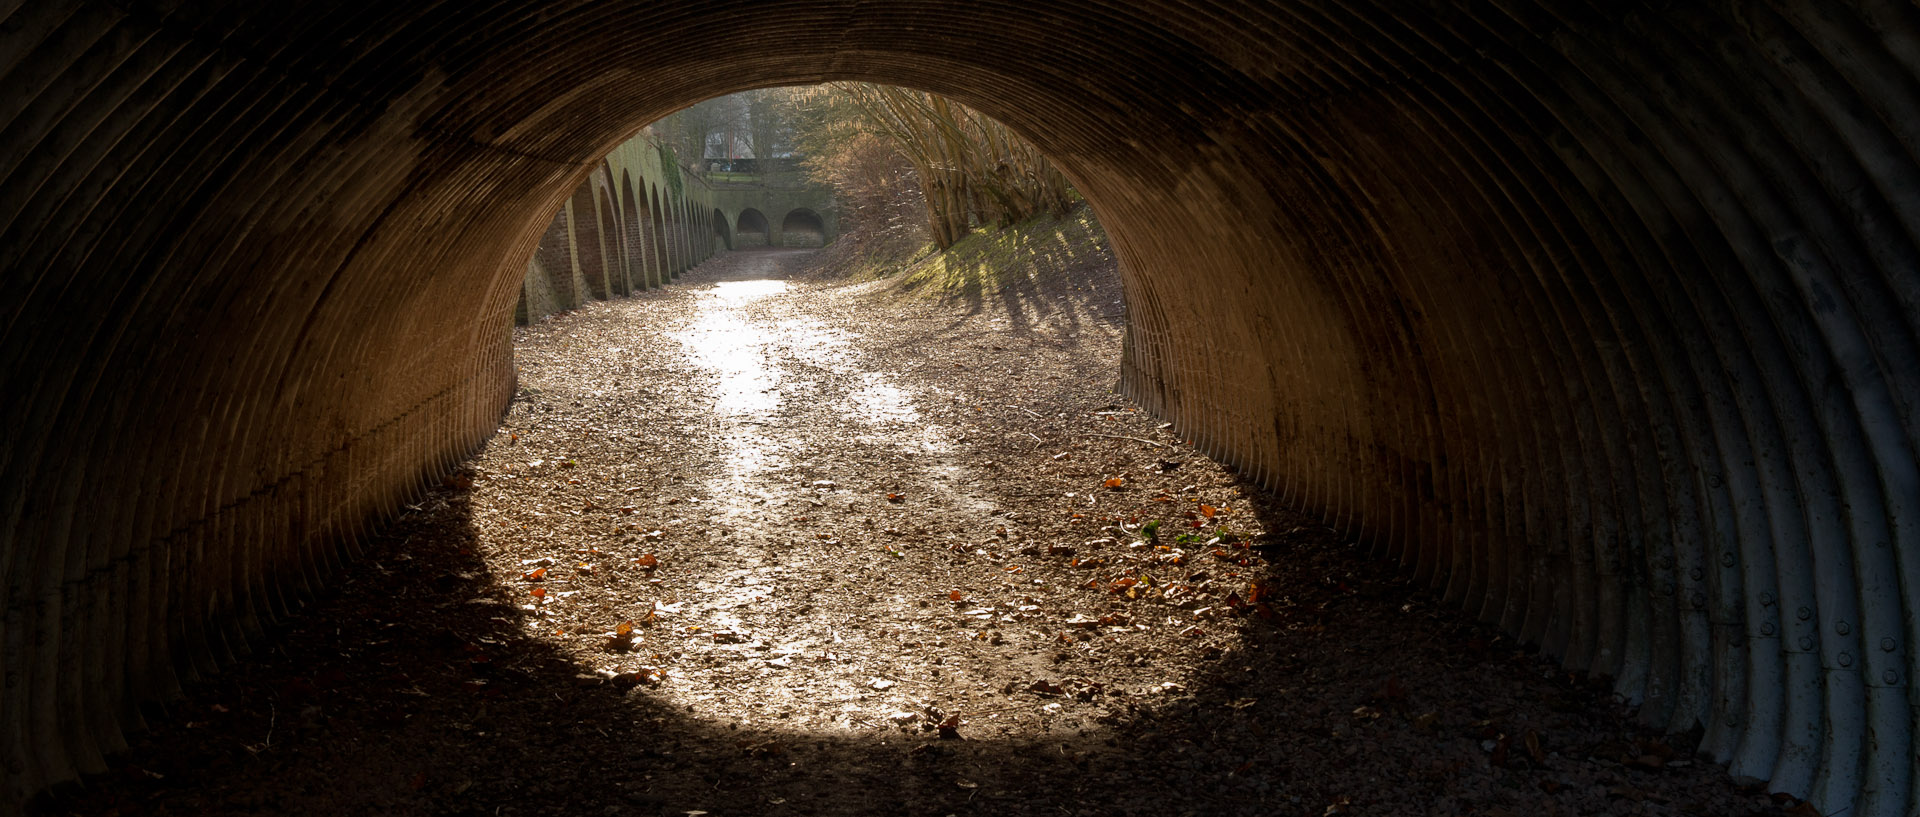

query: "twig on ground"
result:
(1074, 433), (1173, 448)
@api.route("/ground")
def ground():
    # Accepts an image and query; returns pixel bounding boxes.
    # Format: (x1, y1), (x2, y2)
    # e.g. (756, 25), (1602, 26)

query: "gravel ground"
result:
(32, 245), (1798, 817)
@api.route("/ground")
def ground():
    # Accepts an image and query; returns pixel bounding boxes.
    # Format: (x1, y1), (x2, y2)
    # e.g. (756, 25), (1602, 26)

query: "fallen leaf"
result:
(1246, 580), (1269, 604)
(530, 587), (546, 599)
(948, 590), (965, 602)
(1027, 680), (1065, 695)
(1200, 504), (1217, 518)
(635, 553), (658, 569)
(615, 620), (635, 636)
(523, 567), (547, 581)
(1103, 477), (1125, 489)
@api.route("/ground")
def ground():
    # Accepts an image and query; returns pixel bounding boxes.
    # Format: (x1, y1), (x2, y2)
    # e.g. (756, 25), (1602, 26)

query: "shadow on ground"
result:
(29, 473), (1784, 817)
(888, 208), (1123, 341)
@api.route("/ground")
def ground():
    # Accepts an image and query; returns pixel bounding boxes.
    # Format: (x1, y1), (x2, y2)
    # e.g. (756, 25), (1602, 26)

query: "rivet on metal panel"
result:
(1882, 638), (1897, 652)
(1836, 652), (1852, 668)
(1835, 621), (1849, 635)
(1762, 622), (1777, 636)
(1720, 552), (1735, 568)
(1884, 671), (1899, 685)
(1691, 592), (1706, 608)
(1798, 636), (1814, 650)
(1796, 606), (1812, 621)
(1688, 568), (1704, 581)
(1759, 591), (1775, 605)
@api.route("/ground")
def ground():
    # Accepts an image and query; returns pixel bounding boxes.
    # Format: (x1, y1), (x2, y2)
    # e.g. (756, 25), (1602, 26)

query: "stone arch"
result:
(650, 186), (670, 286)
(565, 181), (604, 305)
(590, 187), (617, 300)
(618, 170), (643, 295)
(735, 208), (771, 247)
(712, 208), (731, 251)
(5, 6), (1920, 815)
(779, 208), (827, 248)
(671, 194), (689, 277)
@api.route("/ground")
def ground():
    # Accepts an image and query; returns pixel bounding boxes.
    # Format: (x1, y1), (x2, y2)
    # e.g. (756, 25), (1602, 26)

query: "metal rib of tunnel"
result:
(2, 2), (1917, 814)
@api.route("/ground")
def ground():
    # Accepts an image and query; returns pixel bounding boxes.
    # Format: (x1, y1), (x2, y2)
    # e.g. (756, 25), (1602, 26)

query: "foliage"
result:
(657, 142), (683, 198)
(791, 84), (1075, 250)
(829, 84), (1075, 249)
(663, 85), (1075, 251)
(741, 87), (796, 163)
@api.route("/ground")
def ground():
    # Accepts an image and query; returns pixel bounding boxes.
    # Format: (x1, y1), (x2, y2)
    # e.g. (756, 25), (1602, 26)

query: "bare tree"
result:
(824, 84), (1074, 249)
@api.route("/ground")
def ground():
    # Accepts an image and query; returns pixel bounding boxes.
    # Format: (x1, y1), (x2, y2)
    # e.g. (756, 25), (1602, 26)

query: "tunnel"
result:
(734, 207), (772, 247)
(713, 208), (733, 251)
(780, 208), (828, 248)
(2, 2), (1918, 814)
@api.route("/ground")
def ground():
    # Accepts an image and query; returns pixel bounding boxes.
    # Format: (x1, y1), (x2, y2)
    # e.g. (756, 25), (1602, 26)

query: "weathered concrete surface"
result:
(2, 3), (1919, 815)
(708, 173), (838, 249)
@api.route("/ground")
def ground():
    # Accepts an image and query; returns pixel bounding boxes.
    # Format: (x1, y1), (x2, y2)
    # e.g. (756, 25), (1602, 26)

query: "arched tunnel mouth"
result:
(711, 208), (732, 250)
(5, 3), (1919, 816)
(735, 208), (773, 247)
(778, 208), (827, 248)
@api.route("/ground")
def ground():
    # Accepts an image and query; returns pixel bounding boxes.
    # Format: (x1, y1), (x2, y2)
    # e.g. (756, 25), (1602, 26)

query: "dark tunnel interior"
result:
(2, 2), (1918, 815)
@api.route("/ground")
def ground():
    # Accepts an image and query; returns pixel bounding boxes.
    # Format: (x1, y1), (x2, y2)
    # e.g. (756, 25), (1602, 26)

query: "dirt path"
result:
(34, 249), (1790, 817)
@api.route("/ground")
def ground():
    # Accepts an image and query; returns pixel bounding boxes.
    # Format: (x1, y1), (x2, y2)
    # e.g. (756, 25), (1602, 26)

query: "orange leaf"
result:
(615, 620), (634, 636)
(530, 586), (547, 599)
(635, 554), (658, 569)
(948, 590), (964, 602)
(1103, 477), (1125, 489)
(524, 567), (547, 581)
(1200, 504), (1216, 518)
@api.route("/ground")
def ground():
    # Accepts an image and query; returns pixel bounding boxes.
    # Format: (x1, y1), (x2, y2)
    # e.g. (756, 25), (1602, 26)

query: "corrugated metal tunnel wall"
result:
(1, 2), (1916, 814)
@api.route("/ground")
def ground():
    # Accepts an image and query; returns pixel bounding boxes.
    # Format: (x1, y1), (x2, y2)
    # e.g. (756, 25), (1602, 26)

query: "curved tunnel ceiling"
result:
(3, 2), (1918, 814)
